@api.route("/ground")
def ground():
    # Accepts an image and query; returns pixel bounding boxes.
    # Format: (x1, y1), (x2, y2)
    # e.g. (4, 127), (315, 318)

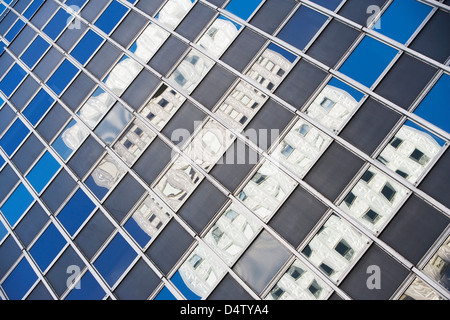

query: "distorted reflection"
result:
(177, 244), (227, 299)
(197, 15), (240, 58)
(131, 194), (171, 239)
(112, 119), (156, 166)
(247, 43), (296, 91)
(103, 55), (143, 96)
(214, 80), (267, 130)
(169, 49), (214, 93)
(77, 87), (116, 129)
(302, 214), (369, 283)
(271, 118), (332, 178)
(422, 236), (450, 293)
(94, 102), (133, 145)
(203, 202), (261, 266)
(400, 277), (445, 300)
(339, 166), (409, 233)
(130, 24), (169, 63)
(377, 121), (443, 183)
(154, 156), (203, 211)
(238, 160), (297, 222)
(265, 259), (332, 300)
(53, 119), (89, 160)
(155, 0), (195, 30)
(305, 79), (363, 133)
(86, 153), (126, 199)
(184, 119), (235, 171)
(139, 84), (186, 131)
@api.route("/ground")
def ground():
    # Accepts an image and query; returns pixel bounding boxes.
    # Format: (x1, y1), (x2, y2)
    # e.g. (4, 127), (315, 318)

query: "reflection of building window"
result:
(251, 172), (268, 185)
(395, 169), (409, 179)
(409, 148), (430, 165)
(361, 170), (375, 183)
(363, 209), (380, 225)
(189, 254), (203, 269)
(308, 280), (322, 298)
(377, 155), (389, 165)
(334, 239), (354, 261)
(320, 97), (335, 112)
(381, 182), (396, 202)
(270, 285), (285, 300)
(344, 192), (356, 208)
(288, 265), (305, 280)
(302, 245), (312, 258)
(390, 137), (403, 149)
(298, 124), (311, 136)
(281, 143), (294, 158)
(319, 263), (334, 277)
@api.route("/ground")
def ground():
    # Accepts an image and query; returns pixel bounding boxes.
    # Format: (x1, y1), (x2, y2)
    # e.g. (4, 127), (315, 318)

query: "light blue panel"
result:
(26, 151), (60, 193)
(225, 0), (263, 21)
(1, 183), (34, 226)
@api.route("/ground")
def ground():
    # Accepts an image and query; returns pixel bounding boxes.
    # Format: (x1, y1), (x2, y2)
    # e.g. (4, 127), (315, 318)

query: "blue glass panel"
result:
(1, 183), (34, 226)
(21, 36), (50, 68)
(171, 270), (201, 300)
(30, 223), (66, 271)
(5, 19), (25, 42)
(376, 0), (432, 44)
(225, 0), (262, 21)
(71, 29), (103, 64)
(404, 120), (445, 147)
(277, 5), (328, 51)
(339, 36), (398, 88)
(154, 286), (176, 300)
(267, 43), (297, 63)
(65, 271), (105, 300)
(52, 119), (80, 161)
(0, 63), (27, 97)
(94, 0), (128, 34)
(309, 0), (343, 11)
(94, 233), (137, 287)
(1, 258), (38, 300)
(65, 0), (87, 9)
(85, 175), (109, 200)
(124, 217), (151, 248)
(414, 74), (450, 134)
(26, 151), (60, 193)
(57, 188), (96, 236)
(23, 0), (44, 19)
(43, 8), (71, 40)
(47, 60), (79, 95)
(23, 89), (54, 126)
(0, 118), (30, 156)
(0, 220), (8, 242)
(328, 77), (364, 102)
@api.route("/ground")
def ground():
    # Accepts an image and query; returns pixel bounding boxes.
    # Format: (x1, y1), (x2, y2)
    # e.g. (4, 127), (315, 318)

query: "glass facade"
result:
(0, 0), (449, 302)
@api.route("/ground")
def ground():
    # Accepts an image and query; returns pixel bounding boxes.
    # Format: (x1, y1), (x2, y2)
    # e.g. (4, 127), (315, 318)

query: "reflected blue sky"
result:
(225, 0), (262, 21)
(26, 151), (60, 193)
(0, 183), (33, 226)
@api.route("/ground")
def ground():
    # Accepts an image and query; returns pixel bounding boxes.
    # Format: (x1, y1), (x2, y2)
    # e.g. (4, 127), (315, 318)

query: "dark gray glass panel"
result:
(306, 19), (360, 68)
(250, 0), (296, 35)
(121, 69), (160, 110)
(36, 103), (70, 143)
(0, 164), (19, 202)
(419, 149), (450, 209)
(410, 10), (450, 64)
(338, 0), (388, 26)
(0, 106), (16, 136)
(178, 179), (227, 234)
(41, 169), (76, 213)
(12, 133), (45, 174)
(340, 98), (401, 156)
(208, 273), (254, 300)
(269, 186), (328, 248)
(135, 0), (165, 17)
(145, 219), (194, 275)
(85, 41), (122, 80)
(221, 28), (266, 73)
(205, 0), (228, 8)
(244, 99), (294, 151)
(104, 174), (145, 223)
(148, 36), (188, 76)
(26, 281), (53, 300)
(13, 0), (33, 14)
(29, 0), (58, 29)
(304, 142), (365, 202)
(0, 236), (22, 279)
(14, 203), (48, 248)
(68, 135), (104, 179)
(340, 244), (409, 299)
(114, 258), (160, 300)
(74, 209), (115, 261)
(33, 47), (63, 82)
(61, 72), (96, 111)
(174, 3), (216, 41)
(374, 53), (437, 110)
(380, 195), (450, 265)
(0, 12), (17, 35)
(80, 0), (109, 22)
(233, 230), (291, 294)
(46, 246), (84, 297)
(0, 53), (15, 76)
(310, 0), (343, 10)
(9, 26), (35, 57)
(132, 137), (172, 187)
(162, 101), (206, 146)
(191, 65), (236, 110)
(274, 59), (327, 110)
(56, 22), (87, 52)
(210, 140), (259, 193)
(10, 76), (40, 111)
(111, 10), (147, 49)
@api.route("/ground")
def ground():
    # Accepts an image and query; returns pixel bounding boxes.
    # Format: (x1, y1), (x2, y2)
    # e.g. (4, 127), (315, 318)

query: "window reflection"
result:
(238, 160), (297, 222)
(197, 15), (240, 58)
(131, 194), (171, 239)
(265, 259), (332, 300)
(203, 203), (261, 266)
(377, 121), (443, 183)
(271, 119), (332, 178)
(339, 166), (409, 233)
(303, 214), (369, 283)
(155, 0), (195, 30)
(94, 102), (133, 145)
(153, 156), (203, 211)
(53, 119), (89, 160)
(131, 23), (170, 63)
(77, 87), (116, 129)
(400, 277), (445, 300)
(422, 236), (450, 294)
(103, 54), (143, 96)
